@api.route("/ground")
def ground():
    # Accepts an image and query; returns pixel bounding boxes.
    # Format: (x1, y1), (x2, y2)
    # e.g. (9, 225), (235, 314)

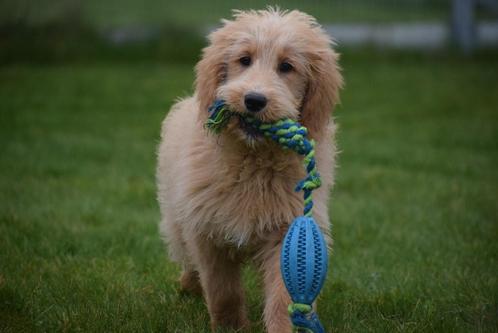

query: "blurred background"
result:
(1, 1), (497, 332)
(1, 0), (498, 62)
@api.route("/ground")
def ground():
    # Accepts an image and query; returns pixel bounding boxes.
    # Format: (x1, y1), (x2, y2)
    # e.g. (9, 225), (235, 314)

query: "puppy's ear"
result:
(300, 41), (343, 139)
(195, 26), (230, 120)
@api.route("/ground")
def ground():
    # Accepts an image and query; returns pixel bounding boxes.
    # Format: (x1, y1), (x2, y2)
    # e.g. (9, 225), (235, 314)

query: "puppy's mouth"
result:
(238, 115), (261, 138)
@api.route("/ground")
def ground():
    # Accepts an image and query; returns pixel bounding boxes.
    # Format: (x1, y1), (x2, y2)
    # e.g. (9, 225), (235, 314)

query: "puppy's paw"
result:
(179, 270), (203, 296)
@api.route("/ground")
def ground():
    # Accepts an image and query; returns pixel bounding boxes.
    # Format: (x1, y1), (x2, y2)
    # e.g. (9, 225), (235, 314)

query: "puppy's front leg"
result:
(191, 238), (249, 331)
(260, 239), (292, 333)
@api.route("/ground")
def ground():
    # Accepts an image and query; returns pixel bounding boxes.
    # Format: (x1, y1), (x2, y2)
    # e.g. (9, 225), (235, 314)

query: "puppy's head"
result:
(195, 8), (342, 142)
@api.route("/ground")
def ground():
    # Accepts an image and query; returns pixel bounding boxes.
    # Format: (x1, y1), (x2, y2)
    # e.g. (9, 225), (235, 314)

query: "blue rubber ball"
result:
(280, 216), (328, 305)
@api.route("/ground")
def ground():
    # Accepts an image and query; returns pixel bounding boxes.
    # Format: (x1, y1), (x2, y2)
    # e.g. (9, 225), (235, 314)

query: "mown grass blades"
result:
(1, 53), (497, 332)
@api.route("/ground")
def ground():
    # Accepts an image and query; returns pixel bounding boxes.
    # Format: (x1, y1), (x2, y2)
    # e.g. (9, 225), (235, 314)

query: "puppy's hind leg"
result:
(160, 218), (202, 294)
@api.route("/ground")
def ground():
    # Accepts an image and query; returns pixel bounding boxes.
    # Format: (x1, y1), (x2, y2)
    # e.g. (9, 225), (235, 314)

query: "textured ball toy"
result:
(206, 100), (328, 333)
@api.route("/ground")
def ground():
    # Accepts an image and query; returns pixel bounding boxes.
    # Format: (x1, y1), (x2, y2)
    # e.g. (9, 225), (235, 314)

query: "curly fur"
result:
(157, 8), (342, 332)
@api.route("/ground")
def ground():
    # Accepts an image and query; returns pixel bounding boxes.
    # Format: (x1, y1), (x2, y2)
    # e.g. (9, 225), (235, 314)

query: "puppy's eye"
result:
(279, 62), (293, 73)
(239, 56), (251, 67)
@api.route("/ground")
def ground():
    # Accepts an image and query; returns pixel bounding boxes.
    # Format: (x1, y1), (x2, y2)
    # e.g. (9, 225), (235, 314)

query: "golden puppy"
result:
(157, 8), (342, 332)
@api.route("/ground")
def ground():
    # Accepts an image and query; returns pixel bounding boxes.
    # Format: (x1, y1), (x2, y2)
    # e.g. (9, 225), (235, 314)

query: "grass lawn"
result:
(1, 53), (497, 332)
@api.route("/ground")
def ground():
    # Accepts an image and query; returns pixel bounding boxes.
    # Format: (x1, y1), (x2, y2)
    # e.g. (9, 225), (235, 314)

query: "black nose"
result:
(244, 93), (267, 112)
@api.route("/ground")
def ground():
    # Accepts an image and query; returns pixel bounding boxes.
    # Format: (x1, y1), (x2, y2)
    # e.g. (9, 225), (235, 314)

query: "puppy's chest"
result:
(186, 151), (304, 246)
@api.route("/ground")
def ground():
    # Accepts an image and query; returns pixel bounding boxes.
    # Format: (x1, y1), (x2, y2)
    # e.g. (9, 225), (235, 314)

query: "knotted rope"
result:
(206, 100), (321, 217)
(206, 100), (327, 333)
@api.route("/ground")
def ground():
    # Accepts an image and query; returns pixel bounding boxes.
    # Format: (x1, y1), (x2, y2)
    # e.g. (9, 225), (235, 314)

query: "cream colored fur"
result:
(157, 8), (342, 332)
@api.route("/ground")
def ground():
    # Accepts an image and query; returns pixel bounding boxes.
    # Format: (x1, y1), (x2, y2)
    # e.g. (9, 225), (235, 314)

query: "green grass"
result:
(1, 52), (497, 332)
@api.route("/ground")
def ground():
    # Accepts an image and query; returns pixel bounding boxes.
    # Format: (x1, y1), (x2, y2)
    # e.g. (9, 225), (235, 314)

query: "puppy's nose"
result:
(244, 93), (267, 112)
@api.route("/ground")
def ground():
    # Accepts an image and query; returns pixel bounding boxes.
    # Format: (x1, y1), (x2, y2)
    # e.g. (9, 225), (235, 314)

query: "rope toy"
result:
(206, 100), (328, 333)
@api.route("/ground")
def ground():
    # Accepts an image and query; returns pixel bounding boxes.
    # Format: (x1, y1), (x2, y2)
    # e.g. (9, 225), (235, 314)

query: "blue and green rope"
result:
(206, 100), (321, 218)
(206, 100), (327, 333)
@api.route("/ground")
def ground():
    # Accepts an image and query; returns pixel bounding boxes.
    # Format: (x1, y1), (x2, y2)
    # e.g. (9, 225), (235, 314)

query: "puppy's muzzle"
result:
(244, 92), (267, 113)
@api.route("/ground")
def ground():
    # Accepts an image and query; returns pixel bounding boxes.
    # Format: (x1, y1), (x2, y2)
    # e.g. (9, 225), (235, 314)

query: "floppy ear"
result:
(194, 25), (230, 120)
(300, 45), (343, 140)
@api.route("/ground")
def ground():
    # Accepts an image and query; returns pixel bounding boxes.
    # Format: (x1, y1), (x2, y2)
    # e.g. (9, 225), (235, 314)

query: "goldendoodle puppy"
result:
(157, 8), (342, 332)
